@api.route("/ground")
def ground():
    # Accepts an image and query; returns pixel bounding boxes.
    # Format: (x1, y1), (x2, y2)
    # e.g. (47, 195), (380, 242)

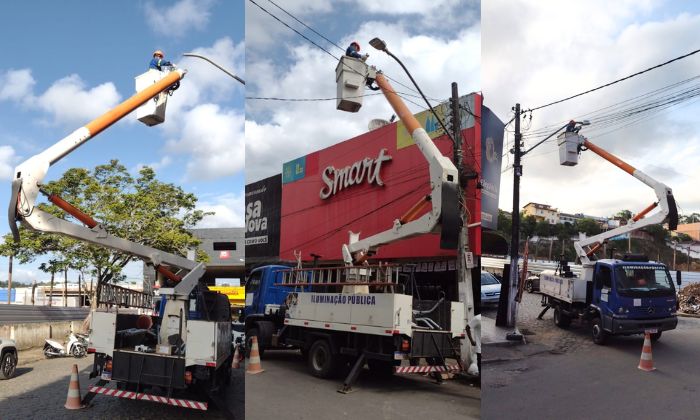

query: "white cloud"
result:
(484, 1), (700, 215)
(246, 19), (480, 182)
(31, 74), (121, 126)
(196, 192), (245, 228)
(0, 68), (122, 126)
(0, 145), (18, 180)
(0, 69), (35, 102)
(135, 155), (173, 173)
(144, 0), (215, 37)
(245, 0), (333, 50)
(165, 103), (245, 180)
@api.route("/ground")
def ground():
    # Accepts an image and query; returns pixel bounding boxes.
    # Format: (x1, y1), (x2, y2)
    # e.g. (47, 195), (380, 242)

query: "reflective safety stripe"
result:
(88, 386), (208, 410)
(394, 365), (461, 374)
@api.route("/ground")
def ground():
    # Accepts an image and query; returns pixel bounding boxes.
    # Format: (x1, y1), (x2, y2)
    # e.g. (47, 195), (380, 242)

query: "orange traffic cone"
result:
(247, 336), (264, 374)
(232, 345), (241, 369)
(638, 332), (656, 372)
(64, 364), (84, 409)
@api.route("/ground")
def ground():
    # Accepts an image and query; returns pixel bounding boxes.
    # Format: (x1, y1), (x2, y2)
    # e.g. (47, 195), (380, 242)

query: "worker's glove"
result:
(362, 53), (369, 62)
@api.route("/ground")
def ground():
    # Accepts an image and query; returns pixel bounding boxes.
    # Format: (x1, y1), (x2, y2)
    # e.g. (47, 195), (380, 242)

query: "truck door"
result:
(593, 264), (613, 328)
(244, 269), (263, 317)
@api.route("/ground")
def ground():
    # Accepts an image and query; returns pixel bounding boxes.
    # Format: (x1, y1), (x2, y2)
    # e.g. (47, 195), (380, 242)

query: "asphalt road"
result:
(482, 293), (700, 419)
(245, 349), (480, 420)
(0, 350), (244, 419)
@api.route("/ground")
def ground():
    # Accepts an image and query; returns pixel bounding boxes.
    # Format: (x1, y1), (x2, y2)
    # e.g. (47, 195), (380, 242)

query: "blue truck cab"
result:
(589, 258), (679, 343)
(544, 255), (680, 345)
(243, 265), (309, 354)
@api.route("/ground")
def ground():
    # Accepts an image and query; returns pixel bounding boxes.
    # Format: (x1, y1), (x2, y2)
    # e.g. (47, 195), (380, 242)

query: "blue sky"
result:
(245, 0), (481, 182)
(484, 0), (700, 219)
(0, 0), (245, 285)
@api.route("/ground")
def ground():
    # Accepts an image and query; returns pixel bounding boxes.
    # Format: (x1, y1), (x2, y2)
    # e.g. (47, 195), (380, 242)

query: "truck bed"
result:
(540, 273), (589, 303)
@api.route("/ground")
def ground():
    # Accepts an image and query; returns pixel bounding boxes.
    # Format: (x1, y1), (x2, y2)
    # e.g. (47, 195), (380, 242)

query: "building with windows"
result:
(523, 202), (559, 224)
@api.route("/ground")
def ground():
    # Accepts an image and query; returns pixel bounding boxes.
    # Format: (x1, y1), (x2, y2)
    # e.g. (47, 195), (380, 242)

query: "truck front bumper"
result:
(607, 315), (678, 335)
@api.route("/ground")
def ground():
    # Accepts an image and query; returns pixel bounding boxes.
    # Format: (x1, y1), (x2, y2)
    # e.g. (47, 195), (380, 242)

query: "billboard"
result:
(245, 174), (282, 260)
(278, 93), (483, 262)
(480, 106), (504, 230)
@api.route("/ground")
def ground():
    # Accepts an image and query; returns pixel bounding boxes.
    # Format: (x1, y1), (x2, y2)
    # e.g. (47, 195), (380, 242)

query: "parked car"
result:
(0, 338), (17, 380)
(481, 271), (501, 305)
(525, 269), (554, 293)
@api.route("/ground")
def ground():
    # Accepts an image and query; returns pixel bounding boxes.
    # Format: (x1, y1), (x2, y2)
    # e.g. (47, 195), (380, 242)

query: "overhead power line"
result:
(527, 47), (700, 112)
(249, 0), (435, 106)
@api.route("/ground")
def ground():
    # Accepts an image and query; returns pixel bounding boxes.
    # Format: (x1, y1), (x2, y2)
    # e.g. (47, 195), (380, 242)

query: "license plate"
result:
(645, 329), (658, 334)
(101, 372), (112, 381)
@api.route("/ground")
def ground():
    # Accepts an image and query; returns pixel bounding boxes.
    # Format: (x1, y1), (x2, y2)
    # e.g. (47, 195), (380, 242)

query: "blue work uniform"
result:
(345, 44), (362, 59)
(149, 57), (172, 71)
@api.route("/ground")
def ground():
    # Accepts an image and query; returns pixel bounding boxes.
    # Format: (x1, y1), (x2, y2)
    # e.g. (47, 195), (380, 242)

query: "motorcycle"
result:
(44, 332), (88, 358)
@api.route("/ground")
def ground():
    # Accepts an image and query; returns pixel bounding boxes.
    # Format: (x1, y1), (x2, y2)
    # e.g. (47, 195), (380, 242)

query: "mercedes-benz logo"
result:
(647, 307), (655, 314)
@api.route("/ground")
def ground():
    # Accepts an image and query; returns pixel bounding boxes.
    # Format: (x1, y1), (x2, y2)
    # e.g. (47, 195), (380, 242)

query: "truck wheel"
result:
(553, 307), (571, 329)
(307, 339), (338, 379)
(525, 281), (534, 293)
(650, 331), (662, 342)
(592, 317), (607, 345)
(0, 351), (17, 380)
(246, 328), (265, 358)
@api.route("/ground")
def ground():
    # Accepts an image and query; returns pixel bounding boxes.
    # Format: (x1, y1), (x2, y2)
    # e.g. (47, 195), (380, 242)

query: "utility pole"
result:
(507, 103), (522, 330)
(450, 82), (473, 371)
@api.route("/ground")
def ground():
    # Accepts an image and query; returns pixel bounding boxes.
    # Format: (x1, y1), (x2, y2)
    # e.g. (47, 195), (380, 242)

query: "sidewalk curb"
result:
(678, 312), (700, 319)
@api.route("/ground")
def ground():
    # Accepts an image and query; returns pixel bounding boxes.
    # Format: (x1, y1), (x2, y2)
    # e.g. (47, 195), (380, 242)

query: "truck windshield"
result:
(614, 265), (675, 297)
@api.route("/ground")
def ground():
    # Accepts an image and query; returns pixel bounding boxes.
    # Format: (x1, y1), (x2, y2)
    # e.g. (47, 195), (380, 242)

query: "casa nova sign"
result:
(319, 148), (392, 199)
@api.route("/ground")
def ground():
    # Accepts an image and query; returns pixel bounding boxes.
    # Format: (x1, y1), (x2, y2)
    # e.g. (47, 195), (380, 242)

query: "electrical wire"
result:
(526, 47), (700, 112)
(249, 0), (436, 109)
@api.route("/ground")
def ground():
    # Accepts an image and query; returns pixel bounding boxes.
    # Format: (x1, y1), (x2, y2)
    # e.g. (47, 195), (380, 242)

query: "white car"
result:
(0, 338), (17, 380)
(481, 271), (501, 305)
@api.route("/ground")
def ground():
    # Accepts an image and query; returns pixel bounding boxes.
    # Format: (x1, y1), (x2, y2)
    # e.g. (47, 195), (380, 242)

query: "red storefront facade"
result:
(278, 93), (483, 263)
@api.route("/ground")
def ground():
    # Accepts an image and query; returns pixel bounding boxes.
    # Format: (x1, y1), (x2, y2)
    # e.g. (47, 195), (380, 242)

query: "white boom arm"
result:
(338, 65), (459, 265)
(8, 68), (203, 296)
(561, 133), (678, 264)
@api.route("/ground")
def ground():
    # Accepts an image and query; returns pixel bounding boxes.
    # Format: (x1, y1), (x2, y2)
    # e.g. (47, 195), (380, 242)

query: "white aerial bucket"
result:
(135, 69), (170, 126)
(336, 57), (373, 113)
(558, 132), (583, 166)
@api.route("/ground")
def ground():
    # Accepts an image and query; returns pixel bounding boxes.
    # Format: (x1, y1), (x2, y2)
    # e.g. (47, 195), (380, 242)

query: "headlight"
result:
(617, 307), (628, 314)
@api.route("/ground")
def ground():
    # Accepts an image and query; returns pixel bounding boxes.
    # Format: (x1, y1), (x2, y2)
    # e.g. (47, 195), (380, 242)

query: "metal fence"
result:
(0, 304), (89, 325)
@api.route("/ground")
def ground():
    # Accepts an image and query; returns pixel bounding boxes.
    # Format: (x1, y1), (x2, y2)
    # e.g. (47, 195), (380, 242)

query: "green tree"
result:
(575, 218), (601, 236)
(616, 209), (632, 220)
(4, 160), (212, 301)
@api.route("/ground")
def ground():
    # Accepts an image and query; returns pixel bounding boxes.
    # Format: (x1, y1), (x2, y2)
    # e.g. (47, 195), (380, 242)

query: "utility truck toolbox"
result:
(135, 69), (169, 126)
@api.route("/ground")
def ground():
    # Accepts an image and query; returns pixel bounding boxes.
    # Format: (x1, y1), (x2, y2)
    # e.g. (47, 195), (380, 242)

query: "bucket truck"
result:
(244, 55), (468, 392)
(537, 128), (680, 345)
(8, 66), (232, 410)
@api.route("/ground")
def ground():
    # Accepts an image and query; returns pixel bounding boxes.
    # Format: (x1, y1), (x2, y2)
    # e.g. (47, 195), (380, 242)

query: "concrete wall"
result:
(0, 321), (83, 350)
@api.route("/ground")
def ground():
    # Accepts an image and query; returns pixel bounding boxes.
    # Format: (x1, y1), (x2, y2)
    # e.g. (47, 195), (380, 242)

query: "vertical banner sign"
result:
(480, 106), (504, 230)
(245, 174), (282, 259)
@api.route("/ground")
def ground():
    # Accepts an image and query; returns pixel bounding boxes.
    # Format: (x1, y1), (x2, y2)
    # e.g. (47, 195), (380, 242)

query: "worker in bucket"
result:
(149, 50), (172, 71)
(345, 41), (369, 62)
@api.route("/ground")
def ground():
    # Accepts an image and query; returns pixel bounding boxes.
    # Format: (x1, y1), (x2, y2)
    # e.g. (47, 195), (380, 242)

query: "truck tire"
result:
(592, 317), (607, 345)
(650, 331), (662, 342)
(246, 328), (264, 358)
(307, 339), (338, 379)
(553, 307), (571, 329)
(0, 351), (17, 380)
(525, 280), (534, 293)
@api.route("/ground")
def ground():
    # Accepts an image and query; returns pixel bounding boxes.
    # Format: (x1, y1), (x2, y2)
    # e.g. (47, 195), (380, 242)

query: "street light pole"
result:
(182, 53), (246, 85)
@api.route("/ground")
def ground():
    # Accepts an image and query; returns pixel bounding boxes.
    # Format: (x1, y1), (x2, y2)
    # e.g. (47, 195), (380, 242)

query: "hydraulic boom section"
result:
(557, 131), (678, 264)
(335, 57), (459, 265)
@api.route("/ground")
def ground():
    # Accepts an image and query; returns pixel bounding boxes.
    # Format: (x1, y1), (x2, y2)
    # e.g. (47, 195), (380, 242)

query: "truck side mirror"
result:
(676, 270), (682, 287)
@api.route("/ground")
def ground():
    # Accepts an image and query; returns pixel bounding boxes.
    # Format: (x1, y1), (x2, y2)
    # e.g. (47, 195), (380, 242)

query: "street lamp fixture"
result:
(369, 37), (387, 51)
(182, 53), (245, 85)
